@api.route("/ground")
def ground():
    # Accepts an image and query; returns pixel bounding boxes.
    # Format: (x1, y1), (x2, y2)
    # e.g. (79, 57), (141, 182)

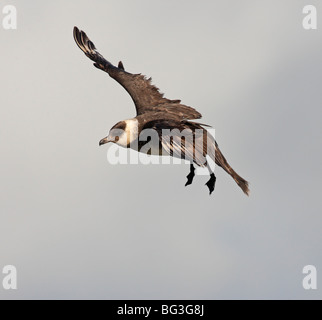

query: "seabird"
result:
(73, 27), (249, 196)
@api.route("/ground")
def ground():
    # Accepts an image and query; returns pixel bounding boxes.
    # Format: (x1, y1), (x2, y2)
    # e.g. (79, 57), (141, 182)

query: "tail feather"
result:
(228, 167), (250, 196)
(210, 140), (250, 196)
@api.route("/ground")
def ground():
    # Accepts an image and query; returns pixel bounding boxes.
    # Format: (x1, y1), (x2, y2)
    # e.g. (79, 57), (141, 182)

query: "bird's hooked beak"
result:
(99, 137), (110, 146)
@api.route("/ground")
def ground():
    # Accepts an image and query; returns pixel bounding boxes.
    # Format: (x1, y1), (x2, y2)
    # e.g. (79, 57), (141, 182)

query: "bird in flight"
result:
(73, 27), (249, 195)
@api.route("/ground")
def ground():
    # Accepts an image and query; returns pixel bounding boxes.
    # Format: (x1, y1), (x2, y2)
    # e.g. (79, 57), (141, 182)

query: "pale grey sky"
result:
(0, 0), (321, 299)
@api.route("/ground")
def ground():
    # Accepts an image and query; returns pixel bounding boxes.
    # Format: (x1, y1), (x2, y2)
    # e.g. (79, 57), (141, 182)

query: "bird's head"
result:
(99, 119), (138, 147)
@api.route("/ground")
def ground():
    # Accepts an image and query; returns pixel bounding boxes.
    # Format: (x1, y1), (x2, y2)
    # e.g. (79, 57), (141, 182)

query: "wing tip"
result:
(73, 26), (96, 54)
(73, 26), (85, 52)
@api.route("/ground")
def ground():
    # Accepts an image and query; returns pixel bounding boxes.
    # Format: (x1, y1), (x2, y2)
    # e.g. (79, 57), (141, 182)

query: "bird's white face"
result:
(99, 119), (139, 148)
(116, 119), (139, 147)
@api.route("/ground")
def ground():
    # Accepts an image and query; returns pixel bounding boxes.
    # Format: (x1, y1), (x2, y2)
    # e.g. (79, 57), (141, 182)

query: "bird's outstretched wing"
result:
(73, 27), (202, 120)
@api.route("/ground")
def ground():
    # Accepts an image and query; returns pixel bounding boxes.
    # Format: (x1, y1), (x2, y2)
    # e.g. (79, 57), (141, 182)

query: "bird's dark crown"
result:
(110, 121), (126, 131)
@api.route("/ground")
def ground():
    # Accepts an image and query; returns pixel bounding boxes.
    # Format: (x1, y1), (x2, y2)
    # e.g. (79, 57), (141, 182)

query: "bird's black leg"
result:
(185, 163), (195, 187)
(205, 163), (216, 195)
(205, 173), (216, 195)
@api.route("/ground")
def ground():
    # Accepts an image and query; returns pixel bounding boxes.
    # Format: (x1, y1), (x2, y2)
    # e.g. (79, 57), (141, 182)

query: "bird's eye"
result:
(115, 136), (119, 142)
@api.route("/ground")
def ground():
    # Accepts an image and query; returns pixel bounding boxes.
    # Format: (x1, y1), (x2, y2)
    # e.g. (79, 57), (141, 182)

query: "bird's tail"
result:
(207, 138), (250, 196)
(226, 165), (250, 196)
